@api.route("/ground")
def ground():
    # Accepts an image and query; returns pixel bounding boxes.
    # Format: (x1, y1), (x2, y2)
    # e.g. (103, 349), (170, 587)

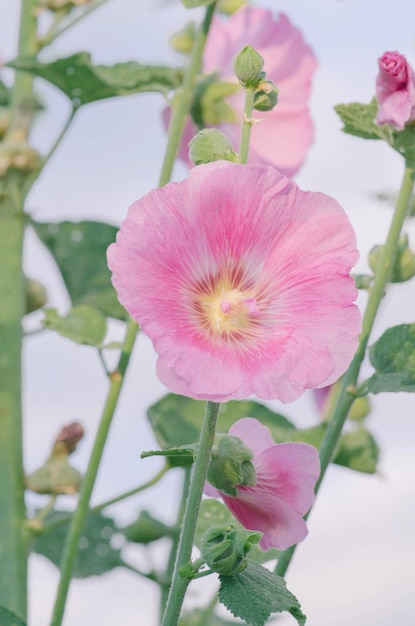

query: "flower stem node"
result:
(189, 129), (238, 165)
(369, 234), (415, 282)
(233, 45), (265, 90)
(253, 81), (279, 112)
(200, 524), (262, 575)
(207, 433), (256, 497)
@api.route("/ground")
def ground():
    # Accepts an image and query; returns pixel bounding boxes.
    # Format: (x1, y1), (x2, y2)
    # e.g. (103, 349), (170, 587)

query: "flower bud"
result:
(207, 433), (256, 497)
(201, 524), (262, 575)
(52, 422), (84, 455)
(233, 45), (265, 90)
(25, 276), (48, 314)
(217, 0), (247, 15)
(0, 140), (41, 177)
(169, 22), (196, 55)
(189, 129), (238, 165)
(348, 396), (371, 422)
(353, 273), (373, 290)
(123, 510), (172, 544)
(253, 81), (279, 112)
(26, 456), (82, 495)
(369, 234), (415, 283)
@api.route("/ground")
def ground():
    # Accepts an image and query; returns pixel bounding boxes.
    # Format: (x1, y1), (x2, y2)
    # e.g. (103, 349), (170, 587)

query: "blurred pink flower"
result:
(167, 6), (317, 176)
(206, 418), (320, 550)
(376, 51), (415, 130)
(108, 161), (360, 403)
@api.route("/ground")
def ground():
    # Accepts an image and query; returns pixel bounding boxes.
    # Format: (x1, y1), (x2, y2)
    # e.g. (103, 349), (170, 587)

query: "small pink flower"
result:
(376, 51), (415, 130)
(108, 161), (360, 403)
(206, 418), (320, 550)
(167, 6), (317, 176)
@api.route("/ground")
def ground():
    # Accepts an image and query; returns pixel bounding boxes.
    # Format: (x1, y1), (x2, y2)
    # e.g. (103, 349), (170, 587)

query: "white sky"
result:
(1, 1), (415, 625)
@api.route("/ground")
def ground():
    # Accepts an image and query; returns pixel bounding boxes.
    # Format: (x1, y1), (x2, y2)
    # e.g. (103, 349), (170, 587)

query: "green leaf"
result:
(335, 99), (393, 141)
(0, 606), (26, 626)
(141, 444), (197, 462)
(32, 220), (127, 320)
(366, 324), (415, 393)
(8, 53), (182, 107)
(195, 500), (279, 566)
(33, 511), (124, 577)
(334, 427), (380, 474)
(147, 394), (295, 453)
(218, 561), (306, 626)
(42, 305), (107, 347)
(335, 99), (415, 163)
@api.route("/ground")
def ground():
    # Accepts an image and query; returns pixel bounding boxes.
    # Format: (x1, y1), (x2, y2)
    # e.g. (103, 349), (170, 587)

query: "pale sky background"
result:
(1, 1), (415, 625)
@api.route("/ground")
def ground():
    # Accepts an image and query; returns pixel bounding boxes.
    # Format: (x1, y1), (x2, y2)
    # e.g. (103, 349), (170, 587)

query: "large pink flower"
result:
(108, 161), (360, 403)
(168, 6), (317, 176)
(205, 418), (320, 550)
(376, 51), (415, 130)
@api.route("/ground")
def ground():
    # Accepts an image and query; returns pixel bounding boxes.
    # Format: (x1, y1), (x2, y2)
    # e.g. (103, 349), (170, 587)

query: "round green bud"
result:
(233, 45), (265, 90)
(348, 396), (371, 422)
(201, 524), (262, 575)
(369, 234), (415, 283)
(26, 457), (82, 495)
(207, 433), (256, 497)
(253, 81), (279, 112)
(169, 21), (196, 55)
(189, 129), (238, 165)
(217, 0), (247, 15)
(123, 510), (172, 544)
(25, 276), (48, 314)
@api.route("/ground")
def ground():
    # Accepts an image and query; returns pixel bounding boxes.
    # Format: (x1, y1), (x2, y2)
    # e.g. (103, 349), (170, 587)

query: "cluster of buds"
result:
(200, 523), (262, 576)
(233, 45), (279, 111)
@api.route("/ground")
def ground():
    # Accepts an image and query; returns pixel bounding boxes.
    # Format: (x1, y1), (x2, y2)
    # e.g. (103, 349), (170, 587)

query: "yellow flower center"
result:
(199, 283), (260, 336)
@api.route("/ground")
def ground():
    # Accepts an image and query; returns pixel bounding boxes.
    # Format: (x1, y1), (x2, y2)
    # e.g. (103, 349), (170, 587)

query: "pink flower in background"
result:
(168, 6), (317, 176)
(376, 51), (415, 130)
(206, 418), (320, 550)
(108, 161), (360, 403)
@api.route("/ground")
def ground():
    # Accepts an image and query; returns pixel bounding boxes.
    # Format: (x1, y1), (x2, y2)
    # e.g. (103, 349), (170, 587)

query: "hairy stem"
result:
(276, 162), (415, 578)
(50, 319), (139, 626)
(161, 402), (221, 626)
(0, 0), (38, 618)
(238, 88), (255, 165)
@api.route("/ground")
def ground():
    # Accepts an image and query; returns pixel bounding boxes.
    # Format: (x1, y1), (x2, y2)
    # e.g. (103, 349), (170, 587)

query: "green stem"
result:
(39, 0), (110, 47)
(276, 162), (415, 578)
(0, 0), (38, 618)
(158, 2), (216, 187)
(161, 401), (221, 626)
(160, 467), (191, 618)
(50, 319), (138, 626)
(238, 88), (255, 165)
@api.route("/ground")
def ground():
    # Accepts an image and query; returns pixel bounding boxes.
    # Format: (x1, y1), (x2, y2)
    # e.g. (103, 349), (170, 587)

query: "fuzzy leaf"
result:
(0, 607), (26, 626)
(335, 99), (415, 162)
(218, 561), (306, 626)
(366, 324), (415, 393)
(141, 444), (197, 463)
(179, 610), (236, 626)
(33, 511), (124, 578)
(8, 53), (182, 107)
(42, 305), (107, 347)
(32, 220), (127, 320)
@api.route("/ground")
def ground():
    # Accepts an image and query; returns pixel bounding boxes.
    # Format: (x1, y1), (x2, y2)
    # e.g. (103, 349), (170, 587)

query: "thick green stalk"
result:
(238, 88), (255, 165)
(161, 401), (221, 626)
(50, 319), (139, 626)
(276, 163), (415, 578)
(158, 2), (216, 187)
(0, 0), (38, 618)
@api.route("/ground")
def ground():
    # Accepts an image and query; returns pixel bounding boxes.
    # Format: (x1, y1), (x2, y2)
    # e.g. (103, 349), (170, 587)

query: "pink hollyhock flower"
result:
(167, 6), (317, 176)
(205, 418), (320, 550)
(376, 51), (415, 130)
(107, 161), (361, 403)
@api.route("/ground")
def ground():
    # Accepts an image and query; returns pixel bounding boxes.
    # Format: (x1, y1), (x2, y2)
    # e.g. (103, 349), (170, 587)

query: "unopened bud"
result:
(349, 396), (371, 422)
(53, 422), (84, 455)
(253, 81), (279, 112)
(123, 510), (172, 544)
(233, 46), (265, 90)
(26, 457), (82, 495)
(207, 433), (256, 497)
(217, 0), (247, 15)
(25, 276), (48, 314)
(0, 140), (41, 177)
(189, 129), (238, 165)
(369, 234), (415, 283)
(169, 21), (196, 55)
(201, 524), (262, 575)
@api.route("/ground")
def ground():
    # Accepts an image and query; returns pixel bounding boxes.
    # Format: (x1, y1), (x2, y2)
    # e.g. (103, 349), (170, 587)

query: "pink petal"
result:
(228, 417), (276, 458)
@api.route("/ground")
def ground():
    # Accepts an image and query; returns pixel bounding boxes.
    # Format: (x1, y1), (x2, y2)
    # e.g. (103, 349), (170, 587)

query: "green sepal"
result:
(207, 433), (255, 497)
(8, 53), (182, 107)
(189, 129), (238, 165)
